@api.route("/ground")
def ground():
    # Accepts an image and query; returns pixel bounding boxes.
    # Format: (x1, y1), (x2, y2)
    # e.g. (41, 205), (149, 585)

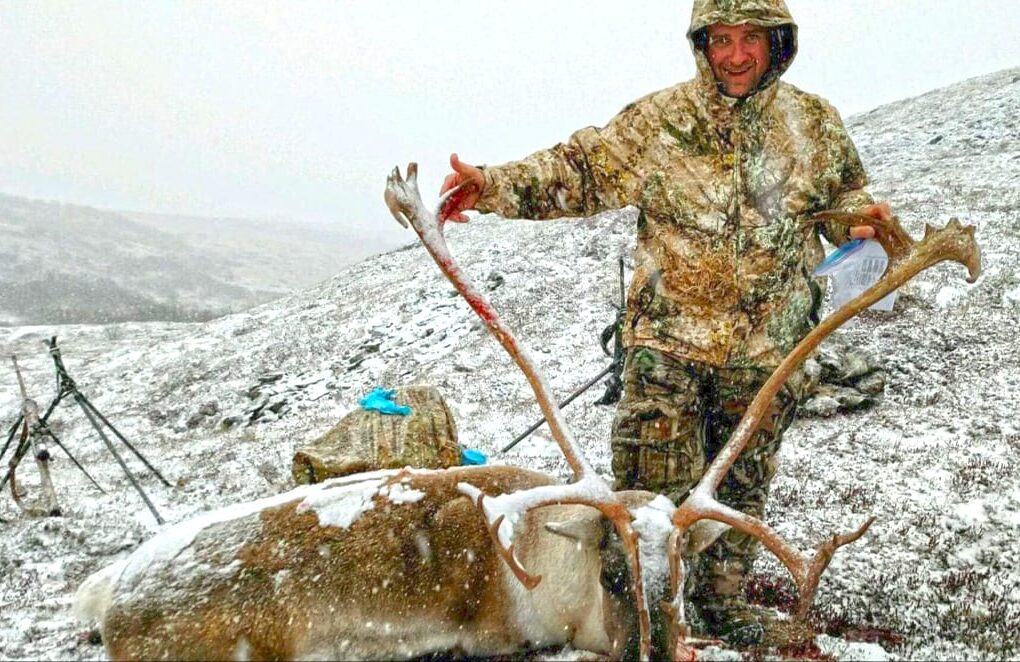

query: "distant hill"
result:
(0, 196), (397, 325)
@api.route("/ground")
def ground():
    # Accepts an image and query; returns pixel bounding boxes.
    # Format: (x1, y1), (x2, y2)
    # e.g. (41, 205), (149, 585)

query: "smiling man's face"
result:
(705, 23), (771, 98)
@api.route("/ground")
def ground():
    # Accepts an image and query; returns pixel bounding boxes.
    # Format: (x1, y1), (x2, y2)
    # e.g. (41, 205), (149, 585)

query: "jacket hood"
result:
(687, 0), (798, 101)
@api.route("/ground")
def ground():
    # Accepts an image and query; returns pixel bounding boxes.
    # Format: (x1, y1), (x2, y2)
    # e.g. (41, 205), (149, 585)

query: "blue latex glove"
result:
(813, 239), (864, 276)
(460, 449), (487, 466)
(359, 387), (412, 416)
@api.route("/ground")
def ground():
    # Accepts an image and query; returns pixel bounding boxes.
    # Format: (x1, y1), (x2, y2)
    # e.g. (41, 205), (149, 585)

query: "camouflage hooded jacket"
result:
(474, 0), (874, 369)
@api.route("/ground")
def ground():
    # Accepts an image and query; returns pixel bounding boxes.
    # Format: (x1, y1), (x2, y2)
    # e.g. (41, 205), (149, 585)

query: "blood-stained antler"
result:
(385, 163), (593, 480)
(666, 213), (981, 659)
(385, 163), (666, 659)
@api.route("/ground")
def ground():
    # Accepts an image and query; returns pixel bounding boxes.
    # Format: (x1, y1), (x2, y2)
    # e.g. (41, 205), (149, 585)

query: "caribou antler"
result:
(812, 211), (981, 283)
(385, 163), (666, 659)
(8, 355), (61, 517)
(385, 163), (593, 480)
(667, 214), (981, 658)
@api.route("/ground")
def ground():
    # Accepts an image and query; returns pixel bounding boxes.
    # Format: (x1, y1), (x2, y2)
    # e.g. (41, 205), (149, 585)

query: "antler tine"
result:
(491, 515), (543, 590)
(435, 180), (468, 220)
(457, 484), (542, 589)
(385, 163), (593, 480)
(493, 516), (542, 590)
(923, 218), (981, 283)
(667, 218), (980, 654)
(662, 530), (709, 662)
(795, 516), (875, 619)
(384, 167), (412, 228)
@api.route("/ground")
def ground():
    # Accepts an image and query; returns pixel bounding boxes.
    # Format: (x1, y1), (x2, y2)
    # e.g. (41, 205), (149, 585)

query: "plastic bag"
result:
(813, 239), (896, 312)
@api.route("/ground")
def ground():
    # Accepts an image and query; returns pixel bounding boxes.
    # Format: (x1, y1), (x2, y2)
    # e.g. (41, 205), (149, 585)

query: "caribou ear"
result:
(545, 518), (602, 546)
(684, 520), (731, 554)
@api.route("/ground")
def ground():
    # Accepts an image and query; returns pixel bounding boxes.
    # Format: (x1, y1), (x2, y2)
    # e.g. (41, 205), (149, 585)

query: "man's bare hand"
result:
(439, 153), (485, 222)
(849, 202), (893, 239)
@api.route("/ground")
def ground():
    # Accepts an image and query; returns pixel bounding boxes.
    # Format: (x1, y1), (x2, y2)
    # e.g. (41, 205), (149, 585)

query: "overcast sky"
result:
(2, 1), (1018, 251)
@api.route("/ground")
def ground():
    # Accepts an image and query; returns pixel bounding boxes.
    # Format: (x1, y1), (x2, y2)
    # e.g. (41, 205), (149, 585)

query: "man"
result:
(439, 0), (889, 646)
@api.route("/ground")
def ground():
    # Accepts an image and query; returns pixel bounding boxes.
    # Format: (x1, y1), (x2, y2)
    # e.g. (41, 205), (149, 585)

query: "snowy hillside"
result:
(0, 196), (388, 326)
(1, 68), (1018, 660)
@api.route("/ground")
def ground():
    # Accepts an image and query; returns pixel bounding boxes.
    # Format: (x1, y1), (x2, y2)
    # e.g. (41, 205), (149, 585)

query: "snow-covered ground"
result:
(1, 67), (1018, 660)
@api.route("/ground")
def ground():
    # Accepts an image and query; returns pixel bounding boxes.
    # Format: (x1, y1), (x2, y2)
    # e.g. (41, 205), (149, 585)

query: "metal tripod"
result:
(501, 258), (628, 454)
(1, 336), (170, 524)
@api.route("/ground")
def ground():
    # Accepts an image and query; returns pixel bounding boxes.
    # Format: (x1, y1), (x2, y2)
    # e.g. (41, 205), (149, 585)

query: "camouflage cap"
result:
(688, 0), (795, 34)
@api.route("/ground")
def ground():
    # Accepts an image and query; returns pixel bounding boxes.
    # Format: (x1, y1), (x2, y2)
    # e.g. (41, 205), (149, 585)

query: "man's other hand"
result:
(439, 153), (485, 222)
(849, 202), (893, 239)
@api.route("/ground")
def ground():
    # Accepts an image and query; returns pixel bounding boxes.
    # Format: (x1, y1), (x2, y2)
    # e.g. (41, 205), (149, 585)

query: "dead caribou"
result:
(74, 164), (979, 661)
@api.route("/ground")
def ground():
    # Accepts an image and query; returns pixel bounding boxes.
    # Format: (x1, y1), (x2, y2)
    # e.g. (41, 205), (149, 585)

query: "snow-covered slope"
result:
(1, 67), (1017, 660)
(0, 196), (386, 326)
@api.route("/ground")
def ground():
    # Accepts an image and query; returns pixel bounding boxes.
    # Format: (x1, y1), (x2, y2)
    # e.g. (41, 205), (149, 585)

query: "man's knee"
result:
(611, 398), (705, 497)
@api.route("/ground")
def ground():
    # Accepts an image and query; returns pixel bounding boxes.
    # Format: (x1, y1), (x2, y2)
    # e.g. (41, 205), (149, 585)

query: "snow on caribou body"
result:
(76, 466), (678, 661)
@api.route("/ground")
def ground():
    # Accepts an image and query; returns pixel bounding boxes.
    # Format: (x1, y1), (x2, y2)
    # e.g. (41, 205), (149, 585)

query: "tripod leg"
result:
(73, 394), (165, 525)
(0, 414), (25, 465)
(0, 417), (28, 492)
(37, 393), (65, 426)
(76, 394), (172, 488)
(38, 426), (106, 494)
(500, 364), (616, 453)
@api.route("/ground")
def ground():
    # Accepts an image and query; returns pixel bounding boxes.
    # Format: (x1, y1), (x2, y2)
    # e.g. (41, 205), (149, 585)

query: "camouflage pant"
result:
(610, 346), (800, 602)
